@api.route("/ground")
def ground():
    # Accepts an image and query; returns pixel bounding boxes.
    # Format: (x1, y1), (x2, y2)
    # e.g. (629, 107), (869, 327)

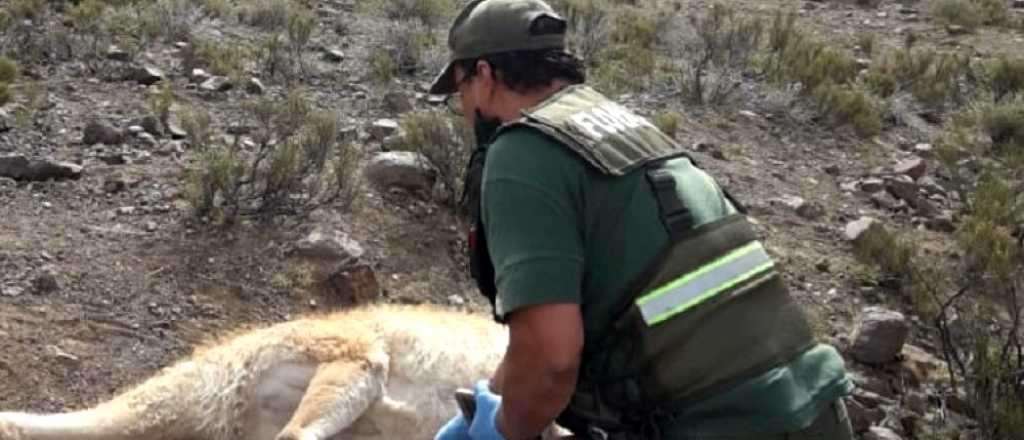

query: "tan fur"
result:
(0, 303), (564, 440)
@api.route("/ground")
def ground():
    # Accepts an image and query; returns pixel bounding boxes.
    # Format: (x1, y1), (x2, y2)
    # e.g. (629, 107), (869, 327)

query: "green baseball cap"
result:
(428, 0), (567, 95)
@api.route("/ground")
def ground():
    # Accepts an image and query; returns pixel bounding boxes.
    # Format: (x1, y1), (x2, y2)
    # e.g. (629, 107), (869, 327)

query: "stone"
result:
(167, 123), (187, 140)
(293, 229), (365, 262)
(913, 143), (933, 157)
(860, 178), (885, 193)
(845, 397), (885, 434)
(128, 125), (145, 135)
(796, 200), (825, 220)
(886, 179), (935, 216)
(363, 151), (436, 192)
(137, 115), (162, 137)
(145, 221), (158, 232)
(106, 45), (131, 62)
(83, 121), (124, 145)
(871, 191), (905, 211)
(367, 119), (400, 141)
(190, 68), (211, 83)
(864, 426), (903, 440)
(246, 77), (266, 95)
(323, 262), (379, 304)
(32, 266), (60, 294)
(0, 155), (82, 182)
(850, 306), (910, 364)
(138, 133), (158, 147)
(895, 157), (927, 180)
(200, 76), (233, 92)
(322, 48), (345, 62)
(1015, 0), (1024, 8)
(844, 216), (884, 242)
(382, 91), (414, 114)
(900, 344), (947, 386)
(116, 206), (136, 216)
(824, 164), (842, 176)
(133, 65), (164, 85)
(925, 210), (956, 232)
(103, 174), (127, 193)
(946, 25), (969, 36)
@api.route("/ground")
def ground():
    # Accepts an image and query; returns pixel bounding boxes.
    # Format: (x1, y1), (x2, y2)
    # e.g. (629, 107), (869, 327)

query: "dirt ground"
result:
(0, 0), (1021, 427)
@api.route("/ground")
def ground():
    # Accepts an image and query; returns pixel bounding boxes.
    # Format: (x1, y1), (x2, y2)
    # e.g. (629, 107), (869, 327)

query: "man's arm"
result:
(495, 303), (584, 440)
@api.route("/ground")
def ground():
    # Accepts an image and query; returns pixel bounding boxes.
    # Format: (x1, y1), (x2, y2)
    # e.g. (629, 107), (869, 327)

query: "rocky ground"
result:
(0, 0), (1022, 439)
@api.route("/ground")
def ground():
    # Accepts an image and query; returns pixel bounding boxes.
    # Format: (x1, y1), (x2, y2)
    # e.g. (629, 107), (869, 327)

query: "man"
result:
(427, 1), (856, 439)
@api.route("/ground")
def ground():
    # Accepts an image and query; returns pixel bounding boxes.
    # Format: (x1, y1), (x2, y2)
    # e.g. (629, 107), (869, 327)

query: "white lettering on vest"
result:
(570, 113), (606, 138)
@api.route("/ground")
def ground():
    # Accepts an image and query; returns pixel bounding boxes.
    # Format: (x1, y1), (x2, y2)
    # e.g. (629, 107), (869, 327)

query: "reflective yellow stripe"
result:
(636, 241), (775, 325)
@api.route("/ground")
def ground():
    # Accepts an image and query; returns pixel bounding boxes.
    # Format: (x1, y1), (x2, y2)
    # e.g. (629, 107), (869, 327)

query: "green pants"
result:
(680, 399), (855, 440)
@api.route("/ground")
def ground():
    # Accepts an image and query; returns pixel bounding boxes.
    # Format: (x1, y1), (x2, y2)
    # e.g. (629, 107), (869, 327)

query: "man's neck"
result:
(494, 80), (573, 123)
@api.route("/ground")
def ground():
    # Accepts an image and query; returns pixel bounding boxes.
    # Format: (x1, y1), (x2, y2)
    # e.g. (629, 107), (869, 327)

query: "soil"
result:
(0, 0), (1019, 429)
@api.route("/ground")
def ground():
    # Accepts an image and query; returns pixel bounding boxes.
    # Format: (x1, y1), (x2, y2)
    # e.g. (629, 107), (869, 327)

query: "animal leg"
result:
(274, 356), (388, 440)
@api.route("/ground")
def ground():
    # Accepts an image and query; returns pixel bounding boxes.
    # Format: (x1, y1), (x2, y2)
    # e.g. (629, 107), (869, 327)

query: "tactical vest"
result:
(463, 85), (816, 439)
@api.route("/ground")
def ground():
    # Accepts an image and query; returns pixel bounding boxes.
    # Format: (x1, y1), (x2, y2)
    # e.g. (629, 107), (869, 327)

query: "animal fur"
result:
(0, 303), (561, 440)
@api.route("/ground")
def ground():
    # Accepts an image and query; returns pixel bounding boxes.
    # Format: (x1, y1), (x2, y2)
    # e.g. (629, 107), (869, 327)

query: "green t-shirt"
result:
(481, 126), (854, 436)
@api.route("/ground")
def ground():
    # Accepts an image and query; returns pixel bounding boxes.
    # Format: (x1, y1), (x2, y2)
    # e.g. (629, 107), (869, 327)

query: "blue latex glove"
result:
(467, 379), (508, 440)
(434, 412), (471, 440)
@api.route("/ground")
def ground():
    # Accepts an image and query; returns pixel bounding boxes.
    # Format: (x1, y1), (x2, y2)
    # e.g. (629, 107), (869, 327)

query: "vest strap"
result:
(645, 165), (693, 240)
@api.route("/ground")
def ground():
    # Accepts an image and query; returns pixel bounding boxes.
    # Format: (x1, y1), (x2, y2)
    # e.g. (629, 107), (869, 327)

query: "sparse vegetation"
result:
(591, 6), (663, 93)
(676, 4), (763, 106)
(186, 92), (360, 222)
(398, 110), (470, 209)
(360, 0), (457, 30)
(371, 20), (433, 81)
(0, 56), (16, 106)
(986, 55), (1024, 103)
(812, 84), (882, 137)
(653, 110), (682, 139)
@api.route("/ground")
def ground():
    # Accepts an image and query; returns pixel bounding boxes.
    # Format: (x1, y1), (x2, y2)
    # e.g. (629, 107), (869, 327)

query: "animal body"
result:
(0, 303), (538, 440)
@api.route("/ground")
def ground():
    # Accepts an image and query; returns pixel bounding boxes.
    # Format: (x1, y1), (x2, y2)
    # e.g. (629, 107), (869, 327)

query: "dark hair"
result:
(455, 48), (586, 93)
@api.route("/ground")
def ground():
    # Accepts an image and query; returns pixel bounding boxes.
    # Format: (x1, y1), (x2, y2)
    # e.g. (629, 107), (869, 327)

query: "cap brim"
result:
(428, 61), (457, 95)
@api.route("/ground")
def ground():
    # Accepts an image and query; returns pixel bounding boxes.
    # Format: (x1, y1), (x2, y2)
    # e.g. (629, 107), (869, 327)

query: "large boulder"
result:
(850, 307), (909, 365)
(0, 155), (82, 181)
(363, 151), (436, 192)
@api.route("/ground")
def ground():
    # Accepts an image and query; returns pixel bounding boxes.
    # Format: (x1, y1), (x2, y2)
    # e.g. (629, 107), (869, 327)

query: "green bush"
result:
(398, 110), (471, 208)
(360, 0), (457, 29)
(813, 84), (882, 137)
(986, 55), (1024, 103)
(679, 3), (763, 105)
(978, 102), (1024, 157)
(0, 57), (18, 83)
(653, 110), (682, 138)
(931, 0), (1007, 29)
(0, 82), (10, 106)
(187, 92), (360, 222)
(766, 24), (858, 94)
(864, 49), (971, 108)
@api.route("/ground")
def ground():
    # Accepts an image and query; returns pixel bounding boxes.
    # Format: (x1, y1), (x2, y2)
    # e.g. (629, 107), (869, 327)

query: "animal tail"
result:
(0, 359), (210, 440)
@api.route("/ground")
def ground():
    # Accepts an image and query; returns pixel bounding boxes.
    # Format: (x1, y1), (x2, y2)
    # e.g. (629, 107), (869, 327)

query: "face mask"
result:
(472, 109), (503, 148)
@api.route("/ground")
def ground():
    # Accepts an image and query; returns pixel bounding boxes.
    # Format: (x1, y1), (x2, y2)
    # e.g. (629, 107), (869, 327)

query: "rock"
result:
(845, 397), (885, 434)
(137, 115), (162, 137)
(83, 121), (124, 145)
(103, 174), (127, 193)
(167, 123), (187, 140)
(293, 229), (365, 262)
(145, 221), (158, 232)
(913, 143), (933, 157)
(864, 426), (903, 440)
(133, 65), (164, 85)
(363, 151), (436, 192)
(190, 68), (211, 83)
(447, 294), (465, 306)
(322, 48), (345, 62)
(106, 45), (131, 62)
(886, 179), (935, 216)
(128, 125), (145, 135)
(824, 164), (842, 176)
(860, 178), (885, 193)
(116, 206), (136, 216)
(382, 134), (406, 151)
(383, 91), (414, 114)
(200, 76), (233, 92)
(946, 24), (969, 36)
(138, 133), (158, 147)
(0, 155), (82, 181)
(850, 307), (910, 364)
(1, 285), (23, 297)
(871, 191), (905, 211)
(815, 258), (831, 273)
(367, 118), (400, 141)
(925, 210), (956, 232)
(323, 262), (380, 304)
(246, 77), (265, 95)
(900, 344), (947, 386)
(1015, 0), (1024, 8)
(895, 157), (927, 180)
(32, 266), (60, 294)
(844, 216), (884, 242)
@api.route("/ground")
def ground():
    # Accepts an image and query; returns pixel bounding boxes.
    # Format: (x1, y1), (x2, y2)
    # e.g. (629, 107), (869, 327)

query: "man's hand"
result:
(494, 303), (584, 440)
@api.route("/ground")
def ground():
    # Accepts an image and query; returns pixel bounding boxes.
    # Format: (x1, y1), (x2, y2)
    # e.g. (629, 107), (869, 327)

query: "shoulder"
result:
(485, 124), (587, 182)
